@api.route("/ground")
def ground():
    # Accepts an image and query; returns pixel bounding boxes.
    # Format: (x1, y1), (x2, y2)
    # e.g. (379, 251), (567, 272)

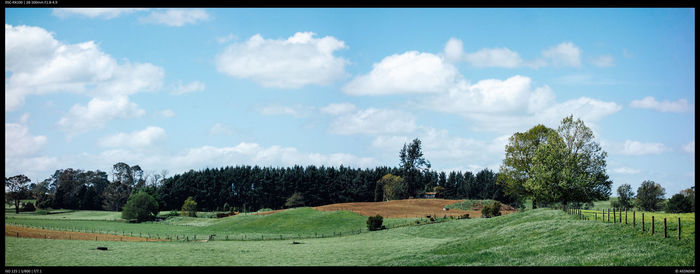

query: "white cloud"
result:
(343, 51), (461, 95)
(140, 8), (210, 27)
(57, 96), (146, 136)
(52, 8), (148, 19)
(590, 55), (615, 67)
(5, 122), (47, 158)
(621, 140), (669, 155)
(216, 32), (349, 89)
(257, 104), (314, 118)
(629, 96), (691, 113)
(98, 126), (166, 148)
(541, 42), (582, 67)
(171, 81), (205, 95)
(613, 167), (641, 174)
(329, 108), (417, 135)
(464, 47), (523, 68)
(158, 109), (175, 118)
(209, 123), (235, 136)
(426, 75), (555, 116)
(682, 140), (694, 154)
(443, 37), (464, 63)
(320, 103), (356, 115)
(5, 24), (164, 112)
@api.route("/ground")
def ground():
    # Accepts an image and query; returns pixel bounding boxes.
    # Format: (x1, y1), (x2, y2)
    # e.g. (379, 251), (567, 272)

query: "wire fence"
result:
(565, 208), (687, 240)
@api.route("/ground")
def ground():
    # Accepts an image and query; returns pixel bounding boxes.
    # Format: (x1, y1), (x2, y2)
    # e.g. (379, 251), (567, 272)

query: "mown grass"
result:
(573, 209), (695, 240)
(5, 209), (694, 266)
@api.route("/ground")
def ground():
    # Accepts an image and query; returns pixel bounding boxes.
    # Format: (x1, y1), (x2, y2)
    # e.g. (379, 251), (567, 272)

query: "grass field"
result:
(5, 208), (694, 266)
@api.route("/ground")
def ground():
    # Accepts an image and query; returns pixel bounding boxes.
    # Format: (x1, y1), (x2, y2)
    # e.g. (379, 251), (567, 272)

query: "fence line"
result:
(565, 208), (685, 240)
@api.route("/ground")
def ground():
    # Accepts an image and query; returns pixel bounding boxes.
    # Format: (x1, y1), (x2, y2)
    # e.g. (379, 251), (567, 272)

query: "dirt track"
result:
(5, 225), (168, 242)
(313, 199), (516, 218)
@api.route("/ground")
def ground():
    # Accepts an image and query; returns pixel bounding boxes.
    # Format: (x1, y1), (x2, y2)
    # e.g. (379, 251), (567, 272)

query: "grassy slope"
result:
(5, 209), (694, 266)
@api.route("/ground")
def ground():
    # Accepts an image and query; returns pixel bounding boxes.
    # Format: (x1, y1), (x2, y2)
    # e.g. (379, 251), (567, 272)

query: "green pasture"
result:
(5, 208), (694, 266)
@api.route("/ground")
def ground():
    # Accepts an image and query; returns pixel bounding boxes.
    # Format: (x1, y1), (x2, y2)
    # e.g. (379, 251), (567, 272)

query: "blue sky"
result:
(5, 8), (695, 197)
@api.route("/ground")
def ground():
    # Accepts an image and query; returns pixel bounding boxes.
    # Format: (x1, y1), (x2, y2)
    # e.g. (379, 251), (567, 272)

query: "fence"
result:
(565, 208), (685, 240)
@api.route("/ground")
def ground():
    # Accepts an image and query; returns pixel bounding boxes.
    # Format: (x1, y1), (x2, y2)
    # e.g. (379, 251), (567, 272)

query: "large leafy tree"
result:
(6, 175), (31, 214)
(635, 180), (666, 211)
(498, 124), (557, 208)
(377, 174), (405, 201)
(122, 191), (159, 222)
(523, 115), (612, 209)
(399, 138), (430, 198)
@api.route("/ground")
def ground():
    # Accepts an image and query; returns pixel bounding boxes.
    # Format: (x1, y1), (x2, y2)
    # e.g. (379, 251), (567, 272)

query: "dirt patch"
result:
(252, 209), (288, 216)
(5, 225), (168, 242)
(313, 198), (517, 218)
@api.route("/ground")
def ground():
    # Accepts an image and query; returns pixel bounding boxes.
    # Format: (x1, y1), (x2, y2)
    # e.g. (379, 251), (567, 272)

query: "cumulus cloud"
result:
(443, 37), (464, 63)
(216, 32), (349, 89)
(328, 108), (417, 135)
(5, 122), (47, 158)
(629, 96), (691, 113)
(541, 42), (582, 67)
(171, 81), (205, 95)
(140, 9), (210, 27)
(621, 140), (669, 155)
(343, 51), (461, 95)
(52, 8), (148, 19)
(57, 96), (146, 136)
(98, 126), (166, 148)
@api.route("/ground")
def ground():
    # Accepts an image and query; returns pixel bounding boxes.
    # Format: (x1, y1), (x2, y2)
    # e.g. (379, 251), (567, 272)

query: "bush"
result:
(367, 214), (384, 231)
(223, 202), (231, 212)
(457, 214), (470, 219)
(666, 194), (693, 213)
(22, 202), (36, 212)
(181, 196), (197, 217)
(36, 209), (49, 215)
(121, 191), (159, 222)
(481, 201), (502, 218)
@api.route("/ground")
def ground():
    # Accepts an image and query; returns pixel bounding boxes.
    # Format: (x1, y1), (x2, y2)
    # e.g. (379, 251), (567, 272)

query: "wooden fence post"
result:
(607, 209), (610, 222)
(633, 211), (636, 227)
(613, 208), (616, 224)
(642, 213), (645, 232)
(625, 209), (627, 224)
(651, 216), (655, 236)
(664, 218), (667, 238)
(678, 218), (681, 240)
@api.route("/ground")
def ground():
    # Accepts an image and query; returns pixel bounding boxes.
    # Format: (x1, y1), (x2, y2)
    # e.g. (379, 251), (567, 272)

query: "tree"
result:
(121, 191), (159, 222)
(285, 192), (305, 208)
(377, 174), (405, 201)
(635, 180), (666, 211)
(498, 124), (557, 209)
(617, 184), (635, 210)
(6, 175), (31, 214)
(399, 138), (431, 198)
(665, 193), (692, 213)
(524, 115), (612, 209)
(181, 196), (197, 217)
(433, 186), (445, 198)
(680, 187), (695, 212)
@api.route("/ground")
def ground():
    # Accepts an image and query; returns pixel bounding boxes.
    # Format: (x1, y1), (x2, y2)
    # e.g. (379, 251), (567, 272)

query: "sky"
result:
(4, 8), (695, 197)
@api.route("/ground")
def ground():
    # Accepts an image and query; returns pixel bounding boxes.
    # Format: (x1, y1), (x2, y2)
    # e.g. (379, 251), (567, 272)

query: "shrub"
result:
(181, 196), (197, 217)
(285, 192), (305, 208)
(22, 202), (36, 212)
(121, 191), (159, 222)
(457, 214), (470, 219)
(367, 214), (384, 231)
(223, 202), (231, 212)
(36, 209), (49, 215)
(481, 201), (502, 218)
